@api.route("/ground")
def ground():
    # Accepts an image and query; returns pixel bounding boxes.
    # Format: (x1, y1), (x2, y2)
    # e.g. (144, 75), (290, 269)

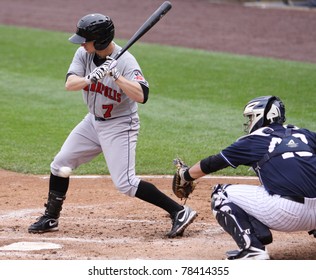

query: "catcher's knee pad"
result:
(210, 184), (230, 213)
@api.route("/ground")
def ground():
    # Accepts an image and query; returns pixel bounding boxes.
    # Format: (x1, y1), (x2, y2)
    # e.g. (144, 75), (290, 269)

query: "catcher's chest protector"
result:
(256, 127), (314, 170)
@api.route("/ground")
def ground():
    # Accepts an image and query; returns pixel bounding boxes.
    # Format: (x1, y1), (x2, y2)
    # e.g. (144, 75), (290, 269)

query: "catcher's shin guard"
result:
(214, 204), (252, 250)
(213, 204), (271, 249)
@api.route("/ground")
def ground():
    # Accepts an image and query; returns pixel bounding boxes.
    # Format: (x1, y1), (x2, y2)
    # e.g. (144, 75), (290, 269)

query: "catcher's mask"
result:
(69, 13), (115, 50)
(243, 96), (286, 134)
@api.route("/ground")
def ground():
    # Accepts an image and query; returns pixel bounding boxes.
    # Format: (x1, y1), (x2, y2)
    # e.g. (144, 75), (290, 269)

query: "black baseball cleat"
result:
(282, 0), (294, 5)
(226, 246), (270, 260)
(167, 205), (197, 238)
(28, 215), (59, 233)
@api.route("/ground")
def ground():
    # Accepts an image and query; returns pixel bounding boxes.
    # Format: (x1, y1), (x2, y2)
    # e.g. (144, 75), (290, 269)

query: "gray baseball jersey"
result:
(50, 42), (149, 197)
(68, 43), (148, 119)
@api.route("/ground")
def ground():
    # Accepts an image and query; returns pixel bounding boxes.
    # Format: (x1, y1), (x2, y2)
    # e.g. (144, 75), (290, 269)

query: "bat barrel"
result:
(93, 1), (172, 82)
(114, 1), (172, 60)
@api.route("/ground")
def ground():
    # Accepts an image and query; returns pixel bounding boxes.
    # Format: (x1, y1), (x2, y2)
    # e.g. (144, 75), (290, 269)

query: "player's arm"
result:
(183, 154), (230, 181)
(65, 62), (109, 91)
(114, 76), (148, 103)
(65, 74), (89, 91)
(107, 58), (149, 104)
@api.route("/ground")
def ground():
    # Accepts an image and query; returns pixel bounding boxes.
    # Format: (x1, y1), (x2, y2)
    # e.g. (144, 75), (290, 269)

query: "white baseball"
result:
(58, 166), (72, 178)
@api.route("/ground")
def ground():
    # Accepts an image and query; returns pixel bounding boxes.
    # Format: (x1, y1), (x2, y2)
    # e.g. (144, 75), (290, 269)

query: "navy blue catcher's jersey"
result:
(220, 123), (316, 197)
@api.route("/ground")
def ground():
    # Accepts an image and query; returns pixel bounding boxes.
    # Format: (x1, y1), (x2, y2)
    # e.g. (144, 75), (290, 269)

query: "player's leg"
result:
(215, 184), (316, 258)
(28, 114), (102, 233)
(135, 180), (197, 238)
(99, 114), (197, 237)
(28, 189), (66, 233)
(222, 183), (313, 232)
(211, 184), (271, 260)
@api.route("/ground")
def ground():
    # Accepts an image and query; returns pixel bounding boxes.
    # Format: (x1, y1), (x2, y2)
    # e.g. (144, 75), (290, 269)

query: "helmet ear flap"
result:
(94, 39), (111, 50)
(264, 97), (286, 125)
(94, 41), (105, 51)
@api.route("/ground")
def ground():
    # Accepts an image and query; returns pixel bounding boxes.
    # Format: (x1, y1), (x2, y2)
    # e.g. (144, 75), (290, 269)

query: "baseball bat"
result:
(113, 1), (172, 60)
(91, 1), (172, 83)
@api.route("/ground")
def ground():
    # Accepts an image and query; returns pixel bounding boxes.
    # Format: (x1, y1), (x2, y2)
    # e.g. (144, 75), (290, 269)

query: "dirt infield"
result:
(1, 170), (315, 260)
(1, 0), (316, 260)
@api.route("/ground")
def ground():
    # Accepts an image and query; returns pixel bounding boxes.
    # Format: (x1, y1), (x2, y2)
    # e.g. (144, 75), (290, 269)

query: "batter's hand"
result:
(105, 56), (121, 81)
(104, 56), (117, 70)
(109, 67), (121, 80)
(85, 66), (108, 84)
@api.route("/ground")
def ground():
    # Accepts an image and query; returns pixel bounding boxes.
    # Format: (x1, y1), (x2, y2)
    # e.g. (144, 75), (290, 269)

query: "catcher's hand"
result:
(172, 158), (196, 201)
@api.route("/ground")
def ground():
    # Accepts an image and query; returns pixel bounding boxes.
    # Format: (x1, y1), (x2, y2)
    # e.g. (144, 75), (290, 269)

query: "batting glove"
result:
(85, 66), (107, 84)
(109, 67), (121, 81)
(105, 56), (121, 81)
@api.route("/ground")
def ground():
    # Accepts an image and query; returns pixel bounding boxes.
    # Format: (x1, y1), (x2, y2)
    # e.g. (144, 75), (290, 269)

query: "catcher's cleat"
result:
(308, 229), (316, 238)
(226, 246), (270, 260)
(28, 215), (59, 233)
(282, 0), (293, 5)
(167, 205), (197, 238)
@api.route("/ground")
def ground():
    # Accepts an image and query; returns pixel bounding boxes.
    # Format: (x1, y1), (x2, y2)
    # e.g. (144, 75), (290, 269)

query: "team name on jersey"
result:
(84, 83), (121, 103)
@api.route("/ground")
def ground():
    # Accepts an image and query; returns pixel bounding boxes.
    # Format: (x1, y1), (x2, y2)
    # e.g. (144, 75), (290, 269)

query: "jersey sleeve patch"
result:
(132, 70), (148, 86)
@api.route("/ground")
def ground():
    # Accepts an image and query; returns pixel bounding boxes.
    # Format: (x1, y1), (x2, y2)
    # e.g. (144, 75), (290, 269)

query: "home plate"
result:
(0, 242), (62, 251)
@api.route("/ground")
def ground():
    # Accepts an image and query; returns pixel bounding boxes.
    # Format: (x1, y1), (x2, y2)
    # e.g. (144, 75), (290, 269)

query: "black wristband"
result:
(183, 169), (195, 181)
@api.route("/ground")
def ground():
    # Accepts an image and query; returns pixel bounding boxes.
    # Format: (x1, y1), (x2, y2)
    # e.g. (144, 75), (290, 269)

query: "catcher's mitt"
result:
(172, 158), (196, 201)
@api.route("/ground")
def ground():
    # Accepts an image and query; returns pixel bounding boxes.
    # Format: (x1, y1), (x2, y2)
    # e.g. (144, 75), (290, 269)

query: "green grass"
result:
(1, 25), (316, 175)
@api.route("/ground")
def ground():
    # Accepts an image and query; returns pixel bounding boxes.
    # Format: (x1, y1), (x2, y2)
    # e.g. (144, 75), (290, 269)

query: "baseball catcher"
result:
(172, 96), (316, 260)
(172, 158), (196, 203)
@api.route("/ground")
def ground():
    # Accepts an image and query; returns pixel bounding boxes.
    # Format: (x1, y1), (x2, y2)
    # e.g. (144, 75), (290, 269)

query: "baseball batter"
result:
(175, 96), (316, 259)
(28, 13), (197, 237)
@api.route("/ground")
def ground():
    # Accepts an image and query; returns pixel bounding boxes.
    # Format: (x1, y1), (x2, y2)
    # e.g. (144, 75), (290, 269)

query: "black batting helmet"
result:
(69, 13), (115, 50)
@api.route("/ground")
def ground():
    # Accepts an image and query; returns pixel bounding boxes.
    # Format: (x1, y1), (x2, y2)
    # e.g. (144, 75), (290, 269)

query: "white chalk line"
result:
(40, 174), (257, 180)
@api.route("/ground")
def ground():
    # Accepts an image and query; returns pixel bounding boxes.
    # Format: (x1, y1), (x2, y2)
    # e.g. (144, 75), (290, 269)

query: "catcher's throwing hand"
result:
(172, 158), (196, 201)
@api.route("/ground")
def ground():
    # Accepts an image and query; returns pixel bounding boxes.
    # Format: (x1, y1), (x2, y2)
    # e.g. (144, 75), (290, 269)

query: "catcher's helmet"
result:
(69, 13), (115, 50)
(243, 96), (286, 134)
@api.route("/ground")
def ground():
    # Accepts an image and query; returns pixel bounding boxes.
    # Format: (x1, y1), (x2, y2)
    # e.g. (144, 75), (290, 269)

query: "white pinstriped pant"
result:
(224, 184), (316, 232)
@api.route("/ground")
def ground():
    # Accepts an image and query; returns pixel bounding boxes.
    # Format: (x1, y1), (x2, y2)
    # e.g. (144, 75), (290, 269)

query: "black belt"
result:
(281, 195), (305, 204)
(95, 117), (107, 121)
